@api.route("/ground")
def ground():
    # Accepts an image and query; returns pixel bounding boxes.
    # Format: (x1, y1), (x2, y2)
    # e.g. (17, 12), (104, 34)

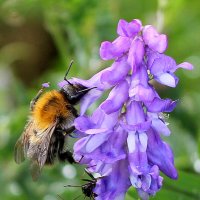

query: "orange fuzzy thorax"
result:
(32, 90), (70, 129)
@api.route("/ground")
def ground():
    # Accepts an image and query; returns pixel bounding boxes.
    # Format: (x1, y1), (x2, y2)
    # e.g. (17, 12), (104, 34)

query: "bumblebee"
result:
(14, 61), (95, 181)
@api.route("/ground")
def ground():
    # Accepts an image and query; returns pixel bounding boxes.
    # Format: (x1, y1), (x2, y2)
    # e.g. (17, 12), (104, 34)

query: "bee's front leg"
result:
(57, 126), (75, 137)
(30, 83), (50, 111)
(56, 126), (76, 164)
(58, 150), (75, 164)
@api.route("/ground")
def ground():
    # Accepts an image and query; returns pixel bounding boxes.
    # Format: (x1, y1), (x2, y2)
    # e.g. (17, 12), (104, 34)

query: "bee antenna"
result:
(64, 60), (74, 86)
(64, 185), (82, 188)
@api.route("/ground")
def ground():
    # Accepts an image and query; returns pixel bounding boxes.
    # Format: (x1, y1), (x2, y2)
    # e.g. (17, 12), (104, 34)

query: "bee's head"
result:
(61, 83), (90, 105)
(60, 60), (96, 105)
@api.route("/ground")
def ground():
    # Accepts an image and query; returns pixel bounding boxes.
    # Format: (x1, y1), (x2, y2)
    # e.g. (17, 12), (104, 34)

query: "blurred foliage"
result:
(0, 0), (200, 199)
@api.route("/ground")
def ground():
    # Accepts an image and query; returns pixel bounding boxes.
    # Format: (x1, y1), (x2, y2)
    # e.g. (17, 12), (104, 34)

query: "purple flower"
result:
(72, 19), (193, 200)
(147, 50), (193, 87)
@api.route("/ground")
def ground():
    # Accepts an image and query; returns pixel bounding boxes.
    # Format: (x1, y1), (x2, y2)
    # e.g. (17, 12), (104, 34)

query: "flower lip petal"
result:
(177, 62), (194, 70)
(142, 25), (168, 53)
(117, 19), (142, 38)
(99, 36), (131, 60)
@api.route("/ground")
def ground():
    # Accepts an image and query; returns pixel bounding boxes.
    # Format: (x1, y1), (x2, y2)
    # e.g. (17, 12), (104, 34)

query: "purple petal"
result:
(129, 63), (149, 89)
(143, 25), (167, 53)
(101, 80), (129, 114)
(71, 70), (112, 90)
(42, 82), (50, 88)
(141, 174), (151, 191)
(80, 89), (103, 115)
(129, 84), (155, 101)
(127, 132), (148, 174)
(147, 129), (178, 179)
(73, 131), (111, 154)
(137, 189), (150, 200)
(100, 36), (131, 60)
(74, 136), (91, 154)
(117, 19), (142, 38)
(147, 52), (177, 74)
(101, 56), (131, 85)
(85, 128), (109, 135)
(74, 115), (95, 132)
(154, 72), (179, 87)
(152, 119), (170, 136)
(128, 37), (145, 72)
(91, 108), (119, 130)
(86, 129), (127, 163)
(145, 97), (177, 113)
(149, 165), (159, 179)
(148, 113), (171, 136)
(90, 162), (113, 175)
(177, 62), (194, 70)
(121, 121), (151, 132)
(57, 80), (67, 88)
(85, 132), (110, 152)
(126, 101), (146, 125)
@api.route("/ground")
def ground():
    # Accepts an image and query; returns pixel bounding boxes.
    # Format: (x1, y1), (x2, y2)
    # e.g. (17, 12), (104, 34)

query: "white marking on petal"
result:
(139, 132), (148, 152)
(156, 73), (176, 87)
(127, 131), (136, 153)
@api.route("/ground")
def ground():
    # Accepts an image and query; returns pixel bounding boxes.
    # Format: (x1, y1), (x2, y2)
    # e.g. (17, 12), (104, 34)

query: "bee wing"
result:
(14, 120), (34, 164)
(28, 121), (57, 181)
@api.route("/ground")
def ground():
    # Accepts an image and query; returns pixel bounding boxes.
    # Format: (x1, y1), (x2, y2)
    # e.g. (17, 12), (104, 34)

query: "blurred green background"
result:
(0, 0), (200, 199)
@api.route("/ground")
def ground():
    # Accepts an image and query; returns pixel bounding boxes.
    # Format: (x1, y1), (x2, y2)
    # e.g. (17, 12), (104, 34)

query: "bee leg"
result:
(30, 86), (47, 111)
(85, 169), (95, 179)
(64, 126), (75, 135)
(58, 150), (75, 164)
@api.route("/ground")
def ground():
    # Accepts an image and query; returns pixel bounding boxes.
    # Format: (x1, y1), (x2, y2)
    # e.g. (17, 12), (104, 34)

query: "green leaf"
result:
(126, 187), (139, 200)
(155, 188), (196, 200)
(164, 171), (200, 198)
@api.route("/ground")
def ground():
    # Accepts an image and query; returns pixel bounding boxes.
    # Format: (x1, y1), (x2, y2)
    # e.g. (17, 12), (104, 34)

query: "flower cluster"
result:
(59, 19), (193, 200)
